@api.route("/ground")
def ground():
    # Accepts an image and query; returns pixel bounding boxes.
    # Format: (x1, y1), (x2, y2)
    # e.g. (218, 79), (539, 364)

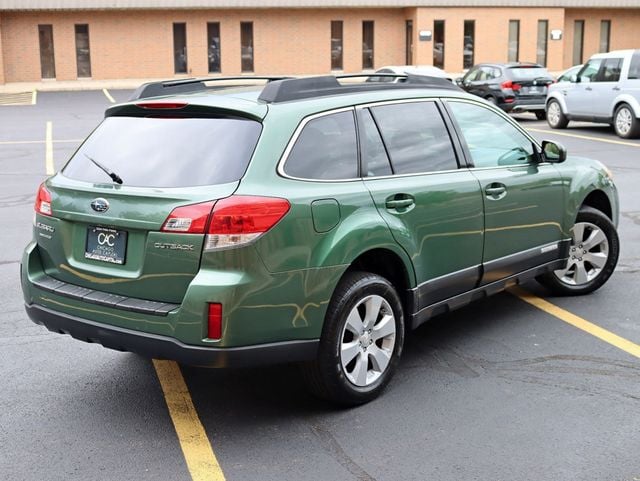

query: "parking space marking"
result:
(45, 121), (54, 175)
(103, 88), (116, 103)
(153, 360), (226, 481)
(32, 90), (37, 105)
(511, 286), (640, 360)
(527, 127), (640, 148)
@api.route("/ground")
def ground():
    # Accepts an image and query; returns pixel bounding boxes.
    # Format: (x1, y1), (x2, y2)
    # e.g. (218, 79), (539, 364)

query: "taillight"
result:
(205, 196), (290, 251)
(207, 303), (222, 340)
(35, 183), (52, 216)
(501, 80), (521, 91)
(135, 102), (188, 109)
(161, 201), (215, 233)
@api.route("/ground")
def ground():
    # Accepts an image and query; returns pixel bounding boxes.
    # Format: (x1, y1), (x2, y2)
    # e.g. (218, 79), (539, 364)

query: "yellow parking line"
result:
(103, 88), (116, 103)
(32, 90), (37, 105)
(511, 286), (640, 359)
(45, 121), (54, 175)
(153, 360), (226, 481)
(527, 127), (640, 148)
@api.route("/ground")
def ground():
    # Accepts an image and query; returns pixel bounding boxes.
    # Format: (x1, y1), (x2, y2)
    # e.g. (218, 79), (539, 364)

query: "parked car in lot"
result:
(456, 62), (554, 119)
(546, 49), (640, 138)
(22, 74), (619, 405)
(369, 65), (452, 82)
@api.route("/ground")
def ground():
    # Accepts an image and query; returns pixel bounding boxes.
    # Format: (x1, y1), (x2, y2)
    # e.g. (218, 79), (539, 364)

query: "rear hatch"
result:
(506, 66), (553, 98)
(35, 102), (264, 304)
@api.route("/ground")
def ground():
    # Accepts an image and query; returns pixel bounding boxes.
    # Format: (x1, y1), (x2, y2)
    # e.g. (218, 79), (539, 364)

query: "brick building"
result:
(0, 0), (639, 85)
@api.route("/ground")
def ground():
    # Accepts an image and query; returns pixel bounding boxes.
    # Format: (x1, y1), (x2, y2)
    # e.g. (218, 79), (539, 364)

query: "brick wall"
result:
(563, 8), (640, 68)
(1, 7), (639, 84)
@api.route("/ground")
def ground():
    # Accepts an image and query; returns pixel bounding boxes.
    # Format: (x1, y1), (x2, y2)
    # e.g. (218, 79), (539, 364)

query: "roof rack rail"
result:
(258, 73), (460, 103)
(129, 76), (292, 101)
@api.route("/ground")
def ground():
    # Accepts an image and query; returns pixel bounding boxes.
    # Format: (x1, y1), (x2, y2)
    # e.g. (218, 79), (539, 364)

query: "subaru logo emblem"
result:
(90, 198), (109, 213)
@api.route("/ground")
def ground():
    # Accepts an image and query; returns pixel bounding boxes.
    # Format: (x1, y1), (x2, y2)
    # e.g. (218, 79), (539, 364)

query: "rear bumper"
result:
(500, 98), (546, 113)
(25, 303), (319, 368)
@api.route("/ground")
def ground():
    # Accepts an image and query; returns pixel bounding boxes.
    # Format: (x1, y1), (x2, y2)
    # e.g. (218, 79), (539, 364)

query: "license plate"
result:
(528, 86), (540, 94)
(85, 226), (127, 265)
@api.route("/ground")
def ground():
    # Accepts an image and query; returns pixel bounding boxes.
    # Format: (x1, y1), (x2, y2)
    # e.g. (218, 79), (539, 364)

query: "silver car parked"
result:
(546, 49), (640, 138)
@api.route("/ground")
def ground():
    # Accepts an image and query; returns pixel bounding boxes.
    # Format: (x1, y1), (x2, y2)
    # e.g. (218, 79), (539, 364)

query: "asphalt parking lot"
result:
(1, 89), (639, 481)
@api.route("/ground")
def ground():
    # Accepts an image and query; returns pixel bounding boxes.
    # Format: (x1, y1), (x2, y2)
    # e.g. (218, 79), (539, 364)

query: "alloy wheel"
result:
(554, 222), (609, 285)
(340, 294), (396, 387)
(548, 102), (561, 126)
(616, 107), (633, 136)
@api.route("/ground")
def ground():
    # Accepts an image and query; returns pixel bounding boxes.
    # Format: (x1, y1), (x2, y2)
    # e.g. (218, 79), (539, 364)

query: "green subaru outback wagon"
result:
(22, 75), (619, 405)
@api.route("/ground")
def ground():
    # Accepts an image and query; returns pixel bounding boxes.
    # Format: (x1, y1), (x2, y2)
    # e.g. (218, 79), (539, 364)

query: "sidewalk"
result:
(0, 78), (169, 93)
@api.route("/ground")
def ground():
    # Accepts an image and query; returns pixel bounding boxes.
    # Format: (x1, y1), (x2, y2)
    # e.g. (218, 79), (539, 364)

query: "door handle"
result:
(385, 196), (415, 210)
(485, 184), (506, 198)
(585, 86), (593, 91)
(613, 86), (621, 91)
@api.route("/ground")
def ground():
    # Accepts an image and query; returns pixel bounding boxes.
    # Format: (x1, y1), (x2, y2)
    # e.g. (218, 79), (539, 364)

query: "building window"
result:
(207, 22), (221, 73)
(75, 24), (91, 78)
(433, 20), (445, 69)
(173, 23), (187, 74)
(406, 20), (413, 65)
(600, 20), (611, 53)
(463, 20), (474, 69)
(537, 20), (548, 67)
(573, 20), (585, 65)
(331, 21), (343, 70)
(362, 21), (374, 70)
(241, 22), (254, 72)
(38, 24), (56, 79)
(508, 20), (520, 62)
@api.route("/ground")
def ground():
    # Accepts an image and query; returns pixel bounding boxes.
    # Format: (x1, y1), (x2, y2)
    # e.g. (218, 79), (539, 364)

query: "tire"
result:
(546, 99), (569, 129)
(535, 111), (547, 121)
(537, 206), (619, 296)
(613, 103), (640, 139)
(301, 271), (405, 406)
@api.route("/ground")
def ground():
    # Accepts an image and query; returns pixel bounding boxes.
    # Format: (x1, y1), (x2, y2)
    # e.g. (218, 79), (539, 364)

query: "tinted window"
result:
(628, 51), (640, 80)
(579, 59), (602, 82)
(358, 109), (392, 177)
(448, 101), (535, 168)
(62, 117), (261, 188)
(509, 67), (551, 80)
(370, 102), (458, 174)
(285, 111), (358, 180)
(599, 58), (622, 82)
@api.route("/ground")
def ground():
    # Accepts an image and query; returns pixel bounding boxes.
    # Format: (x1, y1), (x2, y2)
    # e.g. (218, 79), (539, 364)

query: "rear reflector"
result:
(35, 182), (52, 216)
(161, 201), (215, 233)
(205, 195), (290, 251)
(208, 303), (222, 340)
(135, 102), (188, 110)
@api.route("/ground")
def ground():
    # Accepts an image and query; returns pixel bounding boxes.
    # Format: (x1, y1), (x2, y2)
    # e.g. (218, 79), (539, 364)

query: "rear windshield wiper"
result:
(84, 153), (123, 184)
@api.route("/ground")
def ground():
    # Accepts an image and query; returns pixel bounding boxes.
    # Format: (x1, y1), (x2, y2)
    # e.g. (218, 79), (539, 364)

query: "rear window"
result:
(508, 67), (551, 80)
(62, 116), (262, 188)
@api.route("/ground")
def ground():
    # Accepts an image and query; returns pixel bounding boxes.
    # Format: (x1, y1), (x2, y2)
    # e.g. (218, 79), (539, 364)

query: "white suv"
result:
(546, 49), (640, 138)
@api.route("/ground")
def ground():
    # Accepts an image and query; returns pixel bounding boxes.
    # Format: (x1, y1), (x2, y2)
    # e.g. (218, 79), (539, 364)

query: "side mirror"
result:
(541, 140), (567, 163)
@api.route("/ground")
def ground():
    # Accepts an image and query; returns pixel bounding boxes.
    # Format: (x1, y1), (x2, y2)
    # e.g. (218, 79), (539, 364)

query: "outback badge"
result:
(90, 198), (109, 213)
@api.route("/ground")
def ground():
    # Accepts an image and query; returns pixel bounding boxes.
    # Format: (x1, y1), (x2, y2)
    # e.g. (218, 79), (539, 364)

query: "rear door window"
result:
(62, 116), (261, 188)
(370, 101), (458, 174)
(597, 58), (623, 82)
(284, 110), (358, 180)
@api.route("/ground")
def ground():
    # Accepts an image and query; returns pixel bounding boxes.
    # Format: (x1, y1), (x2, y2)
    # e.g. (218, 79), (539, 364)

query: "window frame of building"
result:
(173, 22), (188, 74)
(240, 21), (254, 73)
(38, 24), (56, 79)
(599, 20), (611, 53)
(463, 20), (475, 69)
(362, 21), (374, 70)
(433, 20), (445, 69)
(573, 20), (585, 65)
(508, 20), (520, 63)
(207, 22), (221, 74)
(74, 24), (91, 78)
(406, 20), (413, 65)
(536, 20), (548, 67)
(331, 20), (343, 71)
